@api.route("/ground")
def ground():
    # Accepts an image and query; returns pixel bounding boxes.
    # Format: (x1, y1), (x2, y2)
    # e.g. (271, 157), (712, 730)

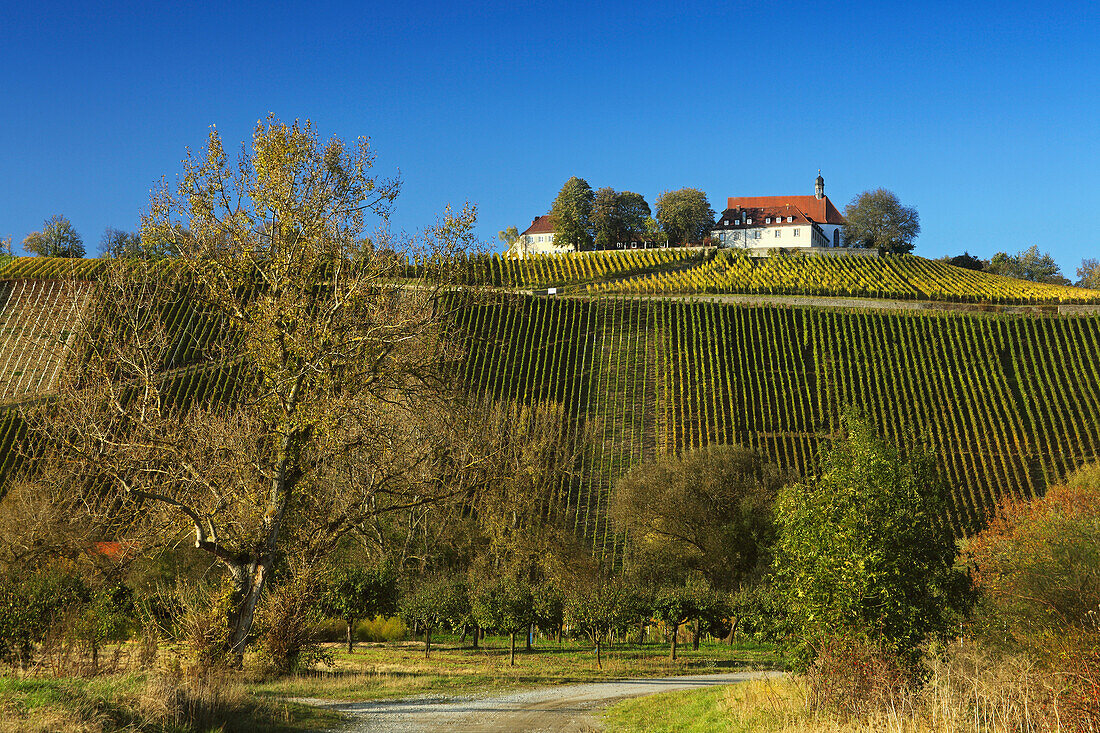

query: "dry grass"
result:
(604, 640), (1097, 732)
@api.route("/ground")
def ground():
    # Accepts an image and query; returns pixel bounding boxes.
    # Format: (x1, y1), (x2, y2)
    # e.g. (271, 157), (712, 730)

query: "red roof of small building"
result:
(521, 215), (555, 236)
(724, 195), (846, 225)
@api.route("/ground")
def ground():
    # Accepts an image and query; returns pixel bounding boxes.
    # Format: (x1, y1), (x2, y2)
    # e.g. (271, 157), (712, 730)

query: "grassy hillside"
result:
(2, 259), (1099, 550)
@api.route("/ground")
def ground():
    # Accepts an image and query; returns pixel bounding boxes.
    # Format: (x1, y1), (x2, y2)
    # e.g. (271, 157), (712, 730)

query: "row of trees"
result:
(6, 216), (180, 259)
(941, 245), (1100, 288)
(533, 177), (715, 251)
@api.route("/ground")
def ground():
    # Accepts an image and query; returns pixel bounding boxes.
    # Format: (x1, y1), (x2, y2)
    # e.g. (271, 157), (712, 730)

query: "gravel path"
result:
(317, 671), (776, 732)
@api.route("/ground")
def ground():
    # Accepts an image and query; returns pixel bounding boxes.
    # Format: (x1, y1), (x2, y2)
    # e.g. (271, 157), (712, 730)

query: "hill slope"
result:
(1, 260), (1098, 549)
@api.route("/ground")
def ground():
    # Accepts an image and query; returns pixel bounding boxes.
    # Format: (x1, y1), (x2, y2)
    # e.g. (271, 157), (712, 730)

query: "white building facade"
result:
(511, 215), (573, 257)
(711, 174), (849, 253)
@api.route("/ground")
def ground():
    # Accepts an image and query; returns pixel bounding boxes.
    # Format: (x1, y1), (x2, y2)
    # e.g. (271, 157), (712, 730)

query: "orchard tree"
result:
(655, 188), (714, 246)
(320, 563), (397, 653)
(470, 576), (532, 665)
(842, 189), (920, 254)
(23, 215), (85, 258)
(401, 576), (468, 658)
(21, 116), (482, 666)
(566, 582), (642, 669)
(773, 411), (970, 668)
(550, 177), (594, 250)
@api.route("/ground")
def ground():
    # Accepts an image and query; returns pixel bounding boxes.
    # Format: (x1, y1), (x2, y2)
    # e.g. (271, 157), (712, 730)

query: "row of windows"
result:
(721, 227), (804, 242)
(722, 215), (798, 226)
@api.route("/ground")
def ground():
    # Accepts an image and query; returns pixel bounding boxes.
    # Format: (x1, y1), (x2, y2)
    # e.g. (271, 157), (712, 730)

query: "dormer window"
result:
(746, 219), (752, 225)
(766, 217), (772, 224)
(787, 216), (793, 223)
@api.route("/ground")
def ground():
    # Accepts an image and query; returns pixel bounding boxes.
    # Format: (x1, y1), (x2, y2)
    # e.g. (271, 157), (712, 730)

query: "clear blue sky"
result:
(2, 0), (1097, 274)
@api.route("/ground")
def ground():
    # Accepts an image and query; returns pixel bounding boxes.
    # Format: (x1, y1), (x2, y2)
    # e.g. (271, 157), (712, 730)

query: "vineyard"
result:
(452, 294), (1100, 547)
(586, 250), (1100, 304)
(2, 259), (1100, 554)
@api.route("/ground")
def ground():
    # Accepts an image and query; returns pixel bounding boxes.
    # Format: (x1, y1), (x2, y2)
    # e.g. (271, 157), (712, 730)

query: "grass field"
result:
(245, 634), (778, 701)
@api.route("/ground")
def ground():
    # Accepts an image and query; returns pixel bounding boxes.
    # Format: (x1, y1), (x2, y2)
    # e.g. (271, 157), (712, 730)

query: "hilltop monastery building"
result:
(515, 174), (848, 256)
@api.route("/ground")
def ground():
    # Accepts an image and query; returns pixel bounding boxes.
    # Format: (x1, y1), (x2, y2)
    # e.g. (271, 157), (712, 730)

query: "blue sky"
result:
(1, 0), (1097, 274)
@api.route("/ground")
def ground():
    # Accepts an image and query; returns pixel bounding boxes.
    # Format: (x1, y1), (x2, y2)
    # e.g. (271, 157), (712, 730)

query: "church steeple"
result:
(814, 170), (825, 200)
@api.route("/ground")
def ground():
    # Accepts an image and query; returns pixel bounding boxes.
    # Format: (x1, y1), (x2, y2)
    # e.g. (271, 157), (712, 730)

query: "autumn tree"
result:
(986, 245), (1068, 284)
(497, 225), (520, 255)
(20, 116), (482, 666)
(611, 444), (782, 591)
(842, 189), (920, 254)
(1075, 257), (1100, 289)
(23, 215), (85, 258)
(655, 188), (714, 246)
(550, 177), (594, 250)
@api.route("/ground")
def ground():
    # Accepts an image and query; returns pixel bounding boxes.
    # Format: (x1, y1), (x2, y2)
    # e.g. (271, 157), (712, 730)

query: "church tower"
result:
(815, 171), (825, 200)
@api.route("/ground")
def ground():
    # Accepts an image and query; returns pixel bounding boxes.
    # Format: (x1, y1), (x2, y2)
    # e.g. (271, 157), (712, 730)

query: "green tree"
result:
(23, 215), (85, 258)
(550, 177), (594, 251)
(655, 188), (714, 246)
(1075, 257), (1100, 289)
(651, 586), (697, 661)
(470, 575), (532, 665)
(842, 189), (920, 254)
(0, 235), (12, 261)
(986, 246), (1068, 284)
(773, 411), (969, 668)
(566, 582), (641, 669)
(401, 576), (467, 659)
(592, 189), (650, 249)
(940, 252), (984, 271)
(320, 563), (397, 653)
(611, 445), (782, 591)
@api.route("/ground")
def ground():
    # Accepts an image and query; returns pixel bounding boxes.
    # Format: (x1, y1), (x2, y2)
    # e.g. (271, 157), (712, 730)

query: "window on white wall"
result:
(753, 230), (762, 239)
(775, 229), (781, 237)
(793, 228), (801, 237)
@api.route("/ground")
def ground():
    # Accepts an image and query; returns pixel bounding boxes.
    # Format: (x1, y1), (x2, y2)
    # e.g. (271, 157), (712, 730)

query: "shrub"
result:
(965, 466), (1100, 731)
(773, 411), (970, 672)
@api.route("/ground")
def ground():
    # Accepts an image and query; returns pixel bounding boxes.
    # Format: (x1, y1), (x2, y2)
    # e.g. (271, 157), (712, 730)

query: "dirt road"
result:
(321, 671), (775, 732)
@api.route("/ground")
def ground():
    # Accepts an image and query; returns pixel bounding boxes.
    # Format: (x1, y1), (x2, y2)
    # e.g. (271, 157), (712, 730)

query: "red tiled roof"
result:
(715, 204), (817, 228)
(521, 215), (555, 236)
(724, 195), (846, 225)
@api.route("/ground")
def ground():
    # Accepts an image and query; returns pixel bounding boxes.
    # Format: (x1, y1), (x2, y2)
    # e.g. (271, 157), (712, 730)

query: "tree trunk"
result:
(670, 622), (678, 661)
(595, 638), (602, 669)
(226, 557), (272, 667)
(525, 623), (533, 652)
(509, 632), (516, 666)
(347, 617), (356, 654)
(424, 627), (432, 659)
(471, 625), (479, 649)
(460, 624), (468, 644)
(692, 618), (701, 651)
(727, 616), (739, 646)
